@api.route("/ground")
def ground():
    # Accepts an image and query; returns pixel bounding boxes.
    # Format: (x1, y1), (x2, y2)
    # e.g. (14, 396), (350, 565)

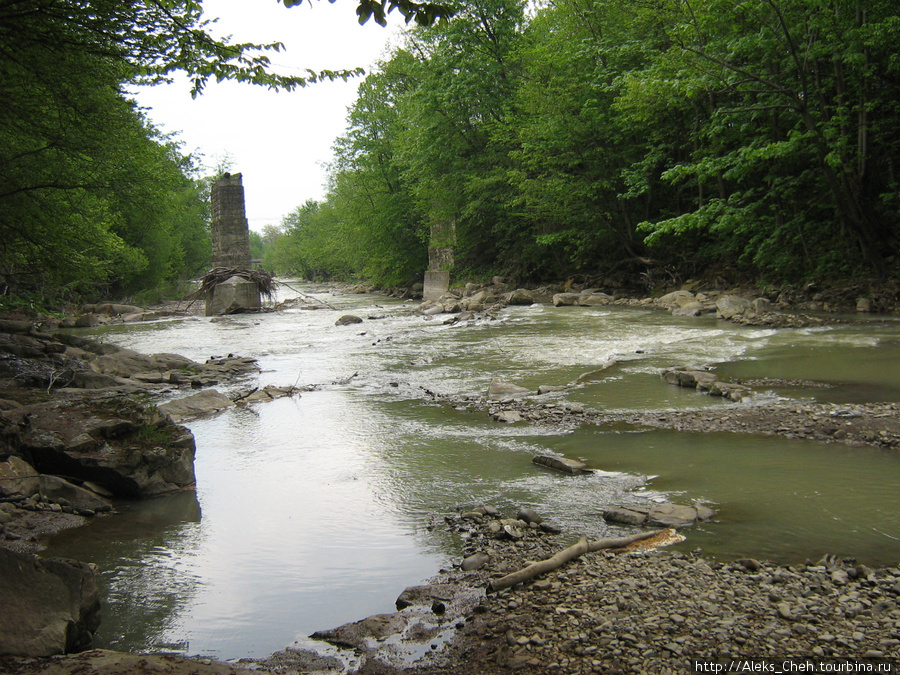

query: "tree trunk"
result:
(487, 529), (667, 592)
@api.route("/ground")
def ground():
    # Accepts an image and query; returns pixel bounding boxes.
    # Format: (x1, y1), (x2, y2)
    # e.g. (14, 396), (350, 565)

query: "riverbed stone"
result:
(532, 455), (589, 475)
(507, 289), (534, 305)
(537, 385), (566, 395)
(488, 378), (531, 399)
(335, 314), (364, 325)
(461, 552), (491, 571)
(716, 294), (753, 319)
(493, 410), (524, 423)
(517, 507), (543, 525)
(552, 293), (580, 307)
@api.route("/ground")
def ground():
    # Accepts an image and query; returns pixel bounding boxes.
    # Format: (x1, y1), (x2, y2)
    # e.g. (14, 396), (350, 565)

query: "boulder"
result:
(312, 613), (409, 650)
(0, 548), (101, 656)
(395, 583), (456, 611)
(658, 290), (695, 306)
(672, 301), (704, 317)
(578, 292), (613, 307)
(81, 303), (145, 316)
(552, 292), (580, 307)
(506, 288), (534, 305)
(752, 297), (772, 314)
(335, 314), (364, 326)
(0, 455), (40, 498)
(716, 294), (753, 320)
(709, 381), (751, 402)
(662, 368), (718, 391)
(532, 455), (590, 475)
(468, 290), (496, 307)
(157, 389), (235, 421)
(488, 378), (530, 398)
(37, 475), (113, 513)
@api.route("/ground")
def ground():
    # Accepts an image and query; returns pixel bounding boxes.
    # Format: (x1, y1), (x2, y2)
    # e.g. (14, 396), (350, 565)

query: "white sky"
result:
(132, 0), (404, 233)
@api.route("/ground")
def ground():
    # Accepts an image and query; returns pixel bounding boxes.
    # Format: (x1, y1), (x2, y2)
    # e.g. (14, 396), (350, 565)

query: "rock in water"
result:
(488, 378), (531, 398)
(532, 455), (590, 475)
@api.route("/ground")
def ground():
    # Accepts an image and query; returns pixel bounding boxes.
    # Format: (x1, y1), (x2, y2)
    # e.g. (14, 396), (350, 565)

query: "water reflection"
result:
(47, 491), (203, 653)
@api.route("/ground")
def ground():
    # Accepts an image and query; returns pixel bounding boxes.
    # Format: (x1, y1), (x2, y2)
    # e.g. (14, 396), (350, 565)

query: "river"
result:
(43, 284), (900, 660)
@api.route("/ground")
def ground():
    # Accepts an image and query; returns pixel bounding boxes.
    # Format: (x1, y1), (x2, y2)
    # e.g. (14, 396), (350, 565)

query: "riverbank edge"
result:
(1, 280), (899, 673)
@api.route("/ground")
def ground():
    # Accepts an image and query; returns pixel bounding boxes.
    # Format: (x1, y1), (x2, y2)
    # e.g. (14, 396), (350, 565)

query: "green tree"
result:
(631, 0), (900, 278)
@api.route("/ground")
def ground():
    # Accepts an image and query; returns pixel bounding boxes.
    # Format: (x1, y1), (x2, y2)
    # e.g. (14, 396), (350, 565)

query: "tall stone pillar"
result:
(210, 173), (252, 270)
(205, 173), (261, 315)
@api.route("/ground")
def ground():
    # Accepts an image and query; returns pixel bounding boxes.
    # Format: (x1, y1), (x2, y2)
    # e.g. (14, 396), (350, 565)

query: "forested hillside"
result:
(266, 0), (900, 289)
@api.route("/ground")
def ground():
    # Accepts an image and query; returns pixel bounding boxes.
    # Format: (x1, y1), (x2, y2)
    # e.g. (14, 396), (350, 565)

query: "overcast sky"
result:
(132, 0), (404, 232)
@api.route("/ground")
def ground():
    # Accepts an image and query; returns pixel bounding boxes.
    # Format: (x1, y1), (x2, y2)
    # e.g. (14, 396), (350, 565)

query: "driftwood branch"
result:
(488, 529), (666, 592)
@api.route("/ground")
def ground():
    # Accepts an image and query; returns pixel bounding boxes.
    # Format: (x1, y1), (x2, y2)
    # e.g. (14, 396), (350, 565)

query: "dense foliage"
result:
(266, 0), (900, 287)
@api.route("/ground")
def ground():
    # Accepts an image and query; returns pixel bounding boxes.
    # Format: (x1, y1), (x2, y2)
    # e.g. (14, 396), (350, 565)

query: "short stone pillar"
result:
(205, 275), (262, 316)
(423, 220), (455, 301)
(423, 270), (450, 302)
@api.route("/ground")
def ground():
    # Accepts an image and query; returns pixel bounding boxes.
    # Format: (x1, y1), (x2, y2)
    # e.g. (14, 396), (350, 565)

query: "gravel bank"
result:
(376, 513), (900, 674)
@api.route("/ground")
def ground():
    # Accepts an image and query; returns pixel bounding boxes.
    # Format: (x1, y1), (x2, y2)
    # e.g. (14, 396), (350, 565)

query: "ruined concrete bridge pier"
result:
(205, 173), (262, 316)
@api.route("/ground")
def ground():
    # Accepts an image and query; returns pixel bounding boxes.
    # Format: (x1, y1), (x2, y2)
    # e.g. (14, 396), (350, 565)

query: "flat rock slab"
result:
(604, 503), (716, 529)
(11, 395), (196, 498)
(157, 389), (234, 421)
(311, 612), (410, 650)
(395, 583), (459, 611)
(532, 455), (590, 475)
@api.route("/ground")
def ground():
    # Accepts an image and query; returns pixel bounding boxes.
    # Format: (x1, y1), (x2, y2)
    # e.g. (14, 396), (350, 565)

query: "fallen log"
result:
(487, 529), (668, 592)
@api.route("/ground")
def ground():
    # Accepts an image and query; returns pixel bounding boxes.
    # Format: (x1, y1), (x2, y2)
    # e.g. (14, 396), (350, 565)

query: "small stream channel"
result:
(44, 284), (900, 660)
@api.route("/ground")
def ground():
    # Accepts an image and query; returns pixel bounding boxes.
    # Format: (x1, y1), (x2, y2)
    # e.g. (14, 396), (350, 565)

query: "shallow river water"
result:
(44, 284), (900, 660)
